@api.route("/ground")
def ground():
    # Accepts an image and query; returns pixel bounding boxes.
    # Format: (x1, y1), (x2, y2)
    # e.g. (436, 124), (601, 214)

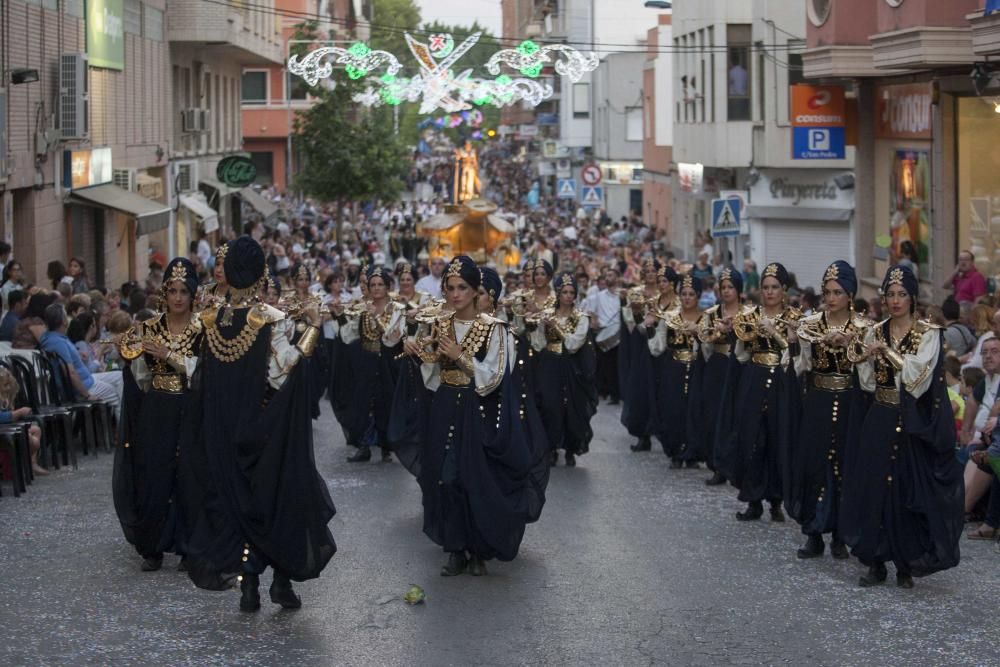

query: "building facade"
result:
(804, 0), (994, 302)
(643, 13), (673, 238)
(672, 0), (856, 285)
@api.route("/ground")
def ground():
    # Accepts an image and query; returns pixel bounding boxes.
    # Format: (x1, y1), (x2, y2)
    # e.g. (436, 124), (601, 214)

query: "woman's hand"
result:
(12, 407), (31, 420)
(437, 336), (463, 361)
(824, 331), (849, 348)
(759, 319), (777, 337)
(143, 341), (170, 360)
(865, 341), (886, 358)
(403, 339), (423, 358)
(643, 313), (657, 329)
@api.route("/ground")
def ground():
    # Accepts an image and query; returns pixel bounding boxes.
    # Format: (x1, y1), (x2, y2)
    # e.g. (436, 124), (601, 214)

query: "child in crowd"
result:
(944, 356), (964, 438)
(0, 367), (45, 476)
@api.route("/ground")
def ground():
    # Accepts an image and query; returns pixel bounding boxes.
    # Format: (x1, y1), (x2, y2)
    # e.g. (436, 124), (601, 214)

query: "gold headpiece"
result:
(763, 263), (780, 279)
(446, 259), (464, 279)
(397, 262), (414, 277)
(215, 244), (229, 262)
(168, 262), (188, 285)
(887, 267), (905, 287)
(720, 267), (733, 283)
(679, 274), (695, 291)
(295, 264), (310, 281)
(369, 266), (384, 280)
(823, 263), (839, 284)
(642, 258), (656, 271)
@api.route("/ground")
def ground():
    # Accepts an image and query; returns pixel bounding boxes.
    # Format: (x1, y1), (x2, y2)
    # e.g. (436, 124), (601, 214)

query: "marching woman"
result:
(338, 264), (406, 463)
(394, 261), (433, 315)
(787, 261), (869, 560)
(529, 272), (598, 467)
(840, 265), (963, 589)
(401, 256), (547, 577)
(113, 257), (203, 572)
(195, 244), (229, 311)
(645, 273), (704, 468)
(719, 262), (802, 522)
(285, 263), (323, 419)
(509, 259), (556, 386)
(699, 267), (744, 486)
(621, 260), (671, 452)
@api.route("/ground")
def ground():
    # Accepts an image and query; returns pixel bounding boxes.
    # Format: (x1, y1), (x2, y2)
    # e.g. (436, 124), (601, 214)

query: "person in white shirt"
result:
(415, 256), (447, 299)
(589, 266), (623, 404)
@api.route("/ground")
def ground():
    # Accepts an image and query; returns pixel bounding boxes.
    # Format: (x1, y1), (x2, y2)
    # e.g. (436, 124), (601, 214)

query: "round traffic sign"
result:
(581, 164), (602, 186)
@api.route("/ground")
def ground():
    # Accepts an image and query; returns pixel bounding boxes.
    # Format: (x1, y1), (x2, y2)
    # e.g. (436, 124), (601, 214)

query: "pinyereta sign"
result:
(87, 0), (125, 70)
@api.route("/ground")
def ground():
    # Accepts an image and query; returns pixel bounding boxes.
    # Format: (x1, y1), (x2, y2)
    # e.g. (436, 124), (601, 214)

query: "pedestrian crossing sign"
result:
(557, 178), (577, 199)
(711, 198), (741, 238)
(580, 185), (603, 208)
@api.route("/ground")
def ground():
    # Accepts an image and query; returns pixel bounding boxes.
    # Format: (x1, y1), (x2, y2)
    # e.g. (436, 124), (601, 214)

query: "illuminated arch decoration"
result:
(287, 32), (598, 114)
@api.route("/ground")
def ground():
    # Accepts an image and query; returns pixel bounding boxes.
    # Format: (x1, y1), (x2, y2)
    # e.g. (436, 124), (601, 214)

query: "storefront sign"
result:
(747, 169), (854, 220)
(678, 162), (703, 194)
(62, 147), (113, 190)
(216, 156), (257, 188)
(768, 177), (838, 204)
(876, 83), (932, 139)
(790, 85), (846, 126)
(87, 0), (125, 70)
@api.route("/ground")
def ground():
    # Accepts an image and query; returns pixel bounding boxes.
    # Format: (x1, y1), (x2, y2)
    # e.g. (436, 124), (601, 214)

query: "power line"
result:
(201, 0), (805, 55)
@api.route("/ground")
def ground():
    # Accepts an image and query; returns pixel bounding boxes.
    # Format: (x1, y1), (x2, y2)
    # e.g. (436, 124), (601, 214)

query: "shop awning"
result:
(199, 176), (239, 198)
(744, 205), (853, 222)
(179, 192), (219, 233)
(68, 183), (171, 236)
(238, 187), (278, 225)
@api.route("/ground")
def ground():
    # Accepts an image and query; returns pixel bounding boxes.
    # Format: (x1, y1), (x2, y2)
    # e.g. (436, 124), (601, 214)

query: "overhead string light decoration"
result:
(287, 32), (599, 114)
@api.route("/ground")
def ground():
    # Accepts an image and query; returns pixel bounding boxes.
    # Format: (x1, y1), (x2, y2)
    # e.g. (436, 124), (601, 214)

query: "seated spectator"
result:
(0, 289), (27, 341)
(943, 355), (964, 438)
(39, 303), (123, 420)
(942, 297), (977, 356)
(962, 308), (1000, 370)
(133, 308), (156, 323)
(127, 287), (147, 316)
(0, 368), (45, 476)
(698, 275), (717, 310)
(67, 311), (104, 374)
(55, 282), (72, 301)
(103, 310), (134, 371)
(960, 338), (1000, 519)
(12, 291), (58, 349)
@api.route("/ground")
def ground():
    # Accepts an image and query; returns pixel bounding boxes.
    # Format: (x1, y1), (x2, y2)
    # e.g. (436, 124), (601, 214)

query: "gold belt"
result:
(151, 373), (184, 394)
(812, 373), (851, 392)
(546, 342), (564, 354)
(713, 344), (732, 356)
(672, 349), (695, 362)
(362, 339), (381, 353)
(875, 386), (900, 406)
(752, 352), (781, 367)
(440, 368), (473, 387)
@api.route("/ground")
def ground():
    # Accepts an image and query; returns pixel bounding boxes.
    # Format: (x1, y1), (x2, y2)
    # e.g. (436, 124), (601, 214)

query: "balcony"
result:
(969, 10), (1000, 57)
(167, 0), (282, 66)
(870, 25), (974, 70)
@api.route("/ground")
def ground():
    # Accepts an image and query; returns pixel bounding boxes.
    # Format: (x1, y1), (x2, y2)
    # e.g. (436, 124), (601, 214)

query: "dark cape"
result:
(649, 326), (705, 462)
(328, 337), (357, 443)
(179, 309), (336, 589)
(839, 328), (964, 575)
(113, 361), (195, 559)
(619, 318), (656, 439)
(340, 340), (400, 449)
(534, 334), (598, 456)
(701, 345), (740, 473)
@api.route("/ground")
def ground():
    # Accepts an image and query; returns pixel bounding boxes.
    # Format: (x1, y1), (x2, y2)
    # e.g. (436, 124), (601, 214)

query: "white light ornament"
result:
(287, 32), (598, 114)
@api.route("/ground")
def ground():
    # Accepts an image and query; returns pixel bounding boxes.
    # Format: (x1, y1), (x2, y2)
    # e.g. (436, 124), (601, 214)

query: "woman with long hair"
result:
(840, 265), (963, 589)
(68, 257), (90, 294)
(0, 260), (24, 311)
(113, 257), (203, 572)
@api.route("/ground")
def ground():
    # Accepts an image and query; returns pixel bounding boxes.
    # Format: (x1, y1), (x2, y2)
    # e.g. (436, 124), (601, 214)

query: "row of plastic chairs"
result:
(0, 351), (115, 498)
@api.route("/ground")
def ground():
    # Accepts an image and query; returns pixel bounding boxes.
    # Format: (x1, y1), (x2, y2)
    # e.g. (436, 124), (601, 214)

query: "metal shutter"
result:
(759, 219), (852, 291)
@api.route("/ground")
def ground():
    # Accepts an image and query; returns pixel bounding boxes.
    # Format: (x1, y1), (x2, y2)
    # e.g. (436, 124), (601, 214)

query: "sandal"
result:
(966, 524), (999, 540)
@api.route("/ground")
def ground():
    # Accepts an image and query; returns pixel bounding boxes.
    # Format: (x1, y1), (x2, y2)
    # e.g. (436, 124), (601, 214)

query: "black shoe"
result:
(736, 501), (763, 521)
(564, 452), (576, 467)
(467, 555), (488, 577)
(380, 448), (393, 463)
(858, 563), (888, 588)
(769, 502), (785, 522)
(830, 540), (849, 560)
(896, 572), (914, 589)
(797, 534), (825, 559)
(630, 437), (651, 452)
(270, 572), (302, 609)
(668, 459), (683, 469)
(705, 472), (726, 486)
(141, 555), (163, 572)
(440, 551), (468, 577)
(177, 557), (188, 572)
(239, 574), (261, 612)
(347, 447), (372, 463)
(685, 461), (700, 469)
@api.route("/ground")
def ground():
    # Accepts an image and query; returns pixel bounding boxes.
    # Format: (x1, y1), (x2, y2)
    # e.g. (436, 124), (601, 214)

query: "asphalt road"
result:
(1, 398), (998, 666)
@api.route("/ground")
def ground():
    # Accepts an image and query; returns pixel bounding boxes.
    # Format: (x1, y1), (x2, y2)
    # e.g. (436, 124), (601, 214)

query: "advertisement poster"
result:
(890, 149), (931, 268)
(87, 0), (125, 70)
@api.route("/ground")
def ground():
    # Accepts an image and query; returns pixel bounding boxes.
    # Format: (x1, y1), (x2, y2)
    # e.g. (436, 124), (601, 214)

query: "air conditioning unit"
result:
(197, 108), (211, 132)
(59, 53), (89, 140)
(181, 108), (210, 133)
(0, 88), (7, 184)
(175, 160), (198, 193)
(113, 168), (136, 192)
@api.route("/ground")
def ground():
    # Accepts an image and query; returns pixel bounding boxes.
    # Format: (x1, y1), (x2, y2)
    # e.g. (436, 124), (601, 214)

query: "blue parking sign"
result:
(792, 126), (845, 159)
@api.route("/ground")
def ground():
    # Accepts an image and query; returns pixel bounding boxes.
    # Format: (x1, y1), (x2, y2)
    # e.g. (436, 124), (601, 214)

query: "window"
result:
(125, 0), (141, 35)
(788, 53), (805, 86)
(242, 71), (268, 104)
(64, 0), (84, 17)
(287, 71), (309, 102)
(726, 25), (751, 122)
(625, 107), (643, 142)
(808, 0), (832, 27)
(572, 83), (589, 118)
(250, 152), (274, 186)
(144, 6), (164, 41)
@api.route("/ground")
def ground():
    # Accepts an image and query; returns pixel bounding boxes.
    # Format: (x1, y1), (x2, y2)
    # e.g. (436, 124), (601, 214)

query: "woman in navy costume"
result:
(720, 262), (802, 522)
(646, 273), (704, 468)
(401, 256), (547, 577)
(529, 272), (597, 467)
(337, 264), (406, 463)
(839, 264), (963, 589)
(113, 257), (202, 572)
(787, 261), (869, 561)
(619, 259), (665, 452)
(698, 267), (743, 486)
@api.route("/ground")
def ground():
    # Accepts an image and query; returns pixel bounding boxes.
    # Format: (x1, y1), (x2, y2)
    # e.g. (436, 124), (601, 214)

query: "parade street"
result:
(0, 398), (996, 667)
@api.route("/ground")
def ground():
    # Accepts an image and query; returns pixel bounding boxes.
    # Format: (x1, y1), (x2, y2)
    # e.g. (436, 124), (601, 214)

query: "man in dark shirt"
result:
(0, 289), (26, 341)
